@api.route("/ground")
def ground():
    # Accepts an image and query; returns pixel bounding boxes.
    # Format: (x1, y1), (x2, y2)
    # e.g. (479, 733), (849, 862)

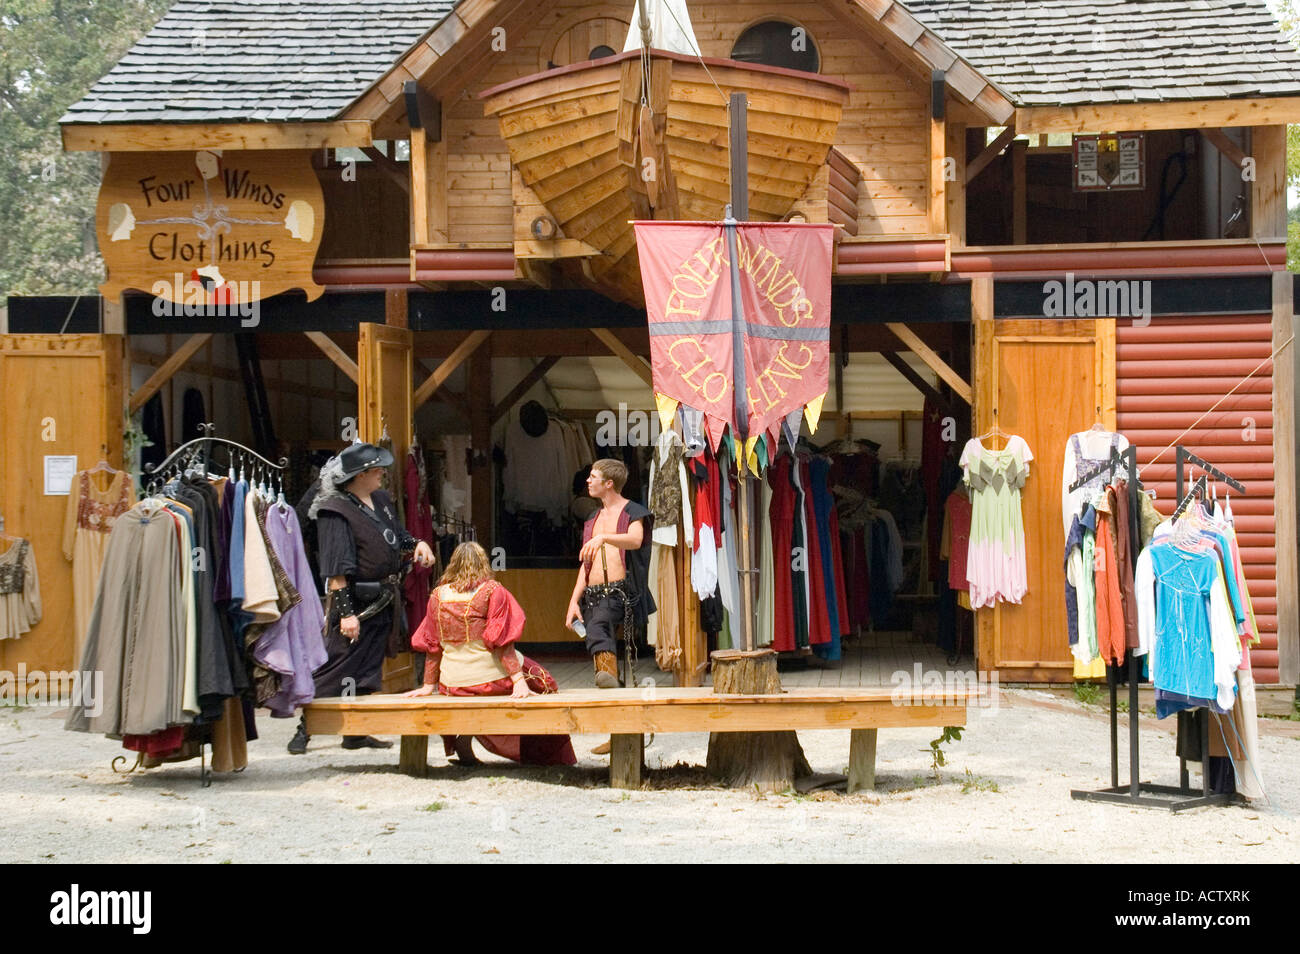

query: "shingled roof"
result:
(61, 0), (1300, 125)
(61, 0), (457, 124)
(904, 0), (1300, 106)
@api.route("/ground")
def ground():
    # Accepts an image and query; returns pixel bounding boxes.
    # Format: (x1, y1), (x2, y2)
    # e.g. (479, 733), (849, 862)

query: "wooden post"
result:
(971, 275), (995, 674)
(1273, 270), (1298, 684)
(398, 735), (428, 778)
(706, 649), (811, 792)
(847, 728), (878, 793)
(610, 733), (645, 789)
(468, 341), (493, 542)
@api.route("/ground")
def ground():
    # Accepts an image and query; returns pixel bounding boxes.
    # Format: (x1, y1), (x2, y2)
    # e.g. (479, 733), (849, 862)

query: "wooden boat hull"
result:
(482, 49), (849, 301)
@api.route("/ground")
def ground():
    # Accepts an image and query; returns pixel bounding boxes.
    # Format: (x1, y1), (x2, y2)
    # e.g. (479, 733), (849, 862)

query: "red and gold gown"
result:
(411, 580), (576, 766)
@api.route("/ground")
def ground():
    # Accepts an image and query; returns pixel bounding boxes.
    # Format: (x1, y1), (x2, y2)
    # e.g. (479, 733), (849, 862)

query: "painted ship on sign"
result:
(481, 45), (850, 302)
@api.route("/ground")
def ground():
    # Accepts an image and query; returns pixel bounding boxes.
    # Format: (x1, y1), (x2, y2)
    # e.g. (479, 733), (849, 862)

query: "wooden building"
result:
(2, 0), (1297, 688)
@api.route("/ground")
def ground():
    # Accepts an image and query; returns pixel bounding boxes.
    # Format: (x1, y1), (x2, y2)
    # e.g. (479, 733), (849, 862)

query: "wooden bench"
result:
(304, 686), (981, 791)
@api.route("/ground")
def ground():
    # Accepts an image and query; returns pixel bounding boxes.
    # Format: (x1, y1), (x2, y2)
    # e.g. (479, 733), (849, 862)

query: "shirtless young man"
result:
(565, 458), (656, 688)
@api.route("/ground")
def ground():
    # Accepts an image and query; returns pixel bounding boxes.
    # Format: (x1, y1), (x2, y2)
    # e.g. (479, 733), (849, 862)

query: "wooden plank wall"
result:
(439, 0), (932, 244)
(0, 335), (124, 675)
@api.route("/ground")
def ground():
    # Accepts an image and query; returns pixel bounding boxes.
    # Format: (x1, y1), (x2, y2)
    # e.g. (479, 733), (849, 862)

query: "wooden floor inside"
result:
(535, 630), (963, 690)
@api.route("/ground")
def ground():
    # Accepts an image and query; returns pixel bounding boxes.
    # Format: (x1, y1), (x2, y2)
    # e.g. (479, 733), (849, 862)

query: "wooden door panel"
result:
(357, 323), (416, 692)
(0, 335), (123, 674)
(991, 336), (1097, 676)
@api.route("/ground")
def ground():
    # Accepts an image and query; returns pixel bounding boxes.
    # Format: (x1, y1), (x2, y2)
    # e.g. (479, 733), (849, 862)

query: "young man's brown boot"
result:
(593, 651), (619, 688)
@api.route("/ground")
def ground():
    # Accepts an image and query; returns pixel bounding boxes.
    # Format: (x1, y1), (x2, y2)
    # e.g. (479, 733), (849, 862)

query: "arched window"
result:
(589, 44), (617, 60)
(730, 20), (819, 73)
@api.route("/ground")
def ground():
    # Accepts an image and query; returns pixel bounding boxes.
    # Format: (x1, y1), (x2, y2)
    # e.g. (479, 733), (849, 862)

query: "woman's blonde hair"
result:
(438, 540), (493, 592)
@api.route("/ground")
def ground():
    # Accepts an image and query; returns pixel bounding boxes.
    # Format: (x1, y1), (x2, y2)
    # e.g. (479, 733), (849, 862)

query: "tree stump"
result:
(705, 649), (811, 792)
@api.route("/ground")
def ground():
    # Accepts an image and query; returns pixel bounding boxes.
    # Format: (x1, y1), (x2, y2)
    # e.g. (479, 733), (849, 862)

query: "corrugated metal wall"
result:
(1117, 314), (1279, 684)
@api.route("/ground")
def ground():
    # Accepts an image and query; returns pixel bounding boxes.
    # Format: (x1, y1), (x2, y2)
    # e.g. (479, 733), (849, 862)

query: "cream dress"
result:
(62, 469), (135, 661)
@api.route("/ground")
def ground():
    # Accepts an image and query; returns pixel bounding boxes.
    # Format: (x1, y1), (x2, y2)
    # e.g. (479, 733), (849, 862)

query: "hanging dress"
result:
(62, 469), (135, 661)
(960, 436), (1033, 608)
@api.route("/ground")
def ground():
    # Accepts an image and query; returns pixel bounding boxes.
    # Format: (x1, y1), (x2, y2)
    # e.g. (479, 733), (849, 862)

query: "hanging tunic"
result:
(255, 504), (328, 717)
(0, 538), (41, 639)
(800, 457), (832, 646)
(811, 456), (843, 660)
(61, 470), (135, 661)
(403, 445), (435, 638)
(66, 506), (188, 737)
(768, 456), (798, 652)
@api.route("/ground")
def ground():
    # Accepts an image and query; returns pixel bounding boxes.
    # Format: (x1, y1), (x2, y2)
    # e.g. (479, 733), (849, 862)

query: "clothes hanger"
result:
(975, 410), (1006, 449)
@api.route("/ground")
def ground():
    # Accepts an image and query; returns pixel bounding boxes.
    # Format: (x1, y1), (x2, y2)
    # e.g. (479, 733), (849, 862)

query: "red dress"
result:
(768, 460), (797, 652)
(411, 580), (576, 766)
(800, 458), (832, 646)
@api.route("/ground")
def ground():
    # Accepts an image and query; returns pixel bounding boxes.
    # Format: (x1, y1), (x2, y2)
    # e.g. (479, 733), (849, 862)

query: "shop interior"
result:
(124, 316), (974, 688)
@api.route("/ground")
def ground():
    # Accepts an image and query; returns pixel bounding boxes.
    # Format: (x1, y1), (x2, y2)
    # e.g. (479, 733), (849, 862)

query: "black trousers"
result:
(580, 590), (625, 656)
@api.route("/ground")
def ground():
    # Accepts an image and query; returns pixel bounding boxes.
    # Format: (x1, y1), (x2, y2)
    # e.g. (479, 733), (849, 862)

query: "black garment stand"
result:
(1068, 444), (1236, 811)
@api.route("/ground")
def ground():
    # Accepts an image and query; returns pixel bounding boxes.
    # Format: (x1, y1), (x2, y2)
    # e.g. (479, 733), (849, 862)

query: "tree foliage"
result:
(0, 0), (170, 301)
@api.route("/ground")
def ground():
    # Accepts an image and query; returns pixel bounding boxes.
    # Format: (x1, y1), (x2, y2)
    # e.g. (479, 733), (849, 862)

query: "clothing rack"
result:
(133, 424), (286, 787)
(433, 512), (476, 540)
(143, 423), (288, 497)
(1070, 443), (1239, 811)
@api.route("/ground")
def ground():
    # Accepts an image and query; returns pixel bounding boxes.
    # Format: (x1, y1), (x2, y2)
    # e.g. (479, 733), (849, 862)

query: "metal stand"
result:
(1071, 444), (1244, 812)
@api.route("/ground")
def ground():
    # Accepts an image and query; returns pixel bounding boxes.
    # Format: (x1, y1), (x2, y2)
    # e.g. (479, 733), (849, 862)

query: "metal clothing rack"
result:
(133, 424), (284, 787)
(144, 423), (288, 497)
(1070, 443), (1242, 811)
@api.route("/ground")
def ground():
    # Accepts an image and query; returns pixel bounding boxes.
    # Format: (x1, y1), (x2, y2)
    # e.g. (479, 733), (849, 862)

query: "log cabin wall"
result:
(435, 0), (933, 246)
(1117, 313), (1282, 684)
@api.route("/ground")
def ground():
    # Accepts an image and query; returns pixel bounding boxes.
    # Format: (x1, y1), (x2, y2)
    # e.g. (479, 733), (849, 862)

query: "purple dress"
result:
(255, 503), (328, 716)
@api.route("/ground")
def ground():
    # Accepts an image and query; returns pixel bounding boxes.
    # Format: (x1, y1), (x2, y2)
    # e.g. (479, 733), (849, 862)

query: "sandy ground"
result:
(1, 688), (1296, 863)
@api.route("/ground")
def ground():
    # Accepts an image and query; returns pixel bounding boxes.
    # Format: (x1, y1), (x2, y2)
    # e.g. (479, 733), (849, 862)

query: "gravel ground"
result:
(1, 689), (1297, 863)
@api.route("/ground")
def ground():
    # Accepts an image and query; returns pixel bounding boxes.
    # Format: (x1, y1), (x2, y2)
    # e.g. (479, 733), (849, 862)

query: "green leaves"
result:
(0, 0), (170, 299)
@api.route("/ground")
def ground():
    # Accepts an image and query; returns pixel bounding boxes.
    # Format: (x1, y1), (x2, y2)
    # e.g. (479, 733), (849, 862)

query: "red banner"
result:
(635, 221), (833, 449)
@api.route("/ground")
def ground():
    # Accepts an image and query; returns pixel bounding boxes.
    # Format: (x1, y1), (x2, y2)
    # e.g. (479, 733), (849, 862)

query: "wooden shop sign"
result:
(97, 149), (325, 305)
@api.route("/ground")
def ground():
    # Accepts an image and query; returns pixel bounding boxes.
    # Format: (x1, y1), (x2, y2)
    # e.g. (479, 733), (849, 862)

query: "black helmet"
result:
(334, 442), (394, 484)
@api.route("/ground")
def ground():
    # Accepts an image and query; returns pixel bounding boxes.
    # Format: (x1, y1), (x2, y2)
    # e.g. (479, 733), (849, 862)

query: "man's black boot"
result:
(341, 735), (394, 750)
(288, 717), (310, 755)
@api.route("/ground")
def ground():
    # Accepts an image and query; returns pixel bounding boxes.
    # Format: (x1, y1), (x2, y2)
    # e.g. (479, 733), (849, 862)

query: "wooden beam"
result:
(880, 350), (949, 411)
(62, 121), (372, 152)
(410, 126), (429, 250)
(361, 145), (410, 195)
(965, 124), (1017, 184)
(1252, 125), (1287, 240)
(491, 356), (561, 425)
(415, 358), (470, 415)
(385, 289), (409, 329)
(884, 322), (972, 405)
(1011, 138), (1027, 244)
(590, 328), (654, 388)
(403, 81), (442, 141)
(928, 113), (946, 235)
(970, 276), (994, 674)
(1200, 128), (1247, 169)
(944, 121), (966, 249)
(129, 333), (212, 413)
(305, 331), (359, 383)
(1016, 97), (1300, 134)
(413, 329), (491, 409)
(1272, 270), (1298, 684)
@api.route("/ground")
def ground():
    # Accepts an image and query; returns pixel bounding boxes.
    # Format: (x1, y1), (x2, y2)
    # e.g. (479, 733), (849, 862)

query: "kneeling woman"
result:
(403, 542), (575, 766)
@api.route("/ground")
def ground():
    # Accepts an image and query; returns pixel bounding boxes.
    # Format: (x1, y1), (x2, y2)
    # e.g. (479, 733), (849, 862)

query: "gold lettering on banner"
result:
(655, 230), (823, 422)
(667, 336), (729, 405)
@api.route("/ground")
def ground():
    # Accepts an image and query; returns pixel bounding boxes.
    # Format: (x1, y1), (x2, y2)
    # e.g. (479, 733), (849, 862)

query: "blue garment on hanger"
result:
(810, 457), (842, 661)
(1148, 543), (1218, 704)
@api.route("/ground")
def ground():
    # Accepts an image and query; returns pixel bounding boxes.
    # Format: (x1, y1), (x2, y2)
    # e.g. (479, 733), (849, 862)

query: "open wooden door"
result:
(356, 322), (415, 691)
(973, 279), (1115, 682)
(0, 334), (125, 674)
